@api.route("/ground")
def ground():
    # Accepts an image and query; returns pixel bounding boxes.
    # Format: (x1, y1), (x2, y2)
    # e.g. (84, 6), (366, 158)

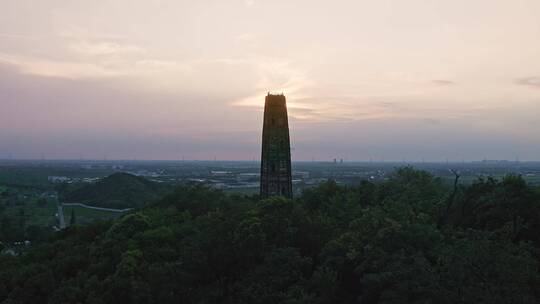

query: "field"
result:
(223, 186), (259, 195)
(63, 205), (124, 225)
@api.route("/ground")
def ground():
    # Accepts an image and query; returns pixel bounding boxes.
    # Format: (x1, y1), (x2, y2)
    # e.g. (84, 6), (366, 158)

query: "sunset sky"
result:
(1, 0), (540, 161)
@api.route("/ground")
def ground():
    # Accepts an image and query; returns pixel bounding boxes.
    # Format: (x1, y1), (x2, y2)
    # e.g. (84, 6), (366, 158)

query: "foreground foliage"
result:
(1, 168), (539, 303)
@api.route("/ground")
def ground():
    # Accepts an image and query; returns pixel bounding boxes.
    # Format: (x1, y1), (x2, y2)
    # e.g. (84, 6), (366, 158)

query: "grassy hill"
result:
(61, 172), (167, 209)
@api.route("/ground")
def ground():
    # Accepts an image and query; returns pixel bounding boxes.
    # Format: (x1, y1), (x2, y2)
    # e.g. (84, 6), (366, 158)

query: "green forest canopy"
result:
(1, 167), (540, 303)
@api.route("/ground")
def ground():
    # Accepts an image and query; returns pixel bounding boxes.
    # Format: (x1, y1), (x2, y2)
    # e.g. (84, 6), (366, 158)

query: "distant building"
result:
(293, 171), (310, 179)
(237, 173), (260, 182)
(260, 93), (293, 199)
(48, 176), (70, 183)
(210, 170), (233, 177)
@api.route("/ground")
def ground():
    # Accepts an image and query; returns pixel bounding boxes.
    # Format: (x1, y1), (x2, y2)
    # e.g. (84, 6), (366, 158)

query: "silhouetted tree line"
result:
(1, 167), (539, 303)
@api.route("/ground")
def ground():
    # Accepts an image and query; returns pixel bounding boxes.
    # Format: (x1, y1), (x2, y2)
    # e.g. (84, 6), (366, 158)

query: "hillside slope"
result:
(62, 172), (166, 209)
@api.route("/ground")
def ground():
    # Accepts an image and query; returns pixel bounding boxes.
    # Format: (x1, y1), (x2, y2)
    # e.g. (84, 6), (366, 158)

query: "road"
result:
(57, 203), (66, 229)
(62, 203), (133, 213)
(55, 202), (132, 230)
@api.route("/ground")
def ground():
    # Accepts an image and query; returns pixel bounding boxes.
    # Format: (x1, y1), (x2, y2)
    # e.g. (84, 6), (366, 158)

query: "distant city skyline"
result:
(1, 1), (540, 161)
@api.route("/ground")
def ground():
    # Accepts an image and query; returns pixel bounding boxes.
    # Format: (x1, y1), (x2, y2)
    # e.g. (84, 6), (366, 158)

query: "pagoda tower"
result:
(260, 93), (293, 198)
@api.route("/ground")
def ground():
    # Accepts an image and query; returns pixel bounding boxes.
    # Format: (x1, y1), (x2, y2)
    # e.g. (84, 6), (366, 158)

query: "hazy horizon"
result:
(2, 0), (540, 161)
(0, 157), (535, 164)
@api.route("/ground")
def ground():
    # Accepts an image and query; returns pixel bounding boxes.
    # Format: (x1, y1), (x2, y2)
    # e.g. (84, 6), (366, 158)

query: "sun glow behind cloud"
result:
(1, 0), (540, 160)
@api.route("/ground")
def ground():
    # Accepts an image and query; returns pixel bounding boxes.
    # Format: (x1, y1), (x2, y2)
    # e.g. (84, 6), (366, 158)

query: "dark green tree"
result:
(1, 169), (539, 304)
(69, 209), (76, 226)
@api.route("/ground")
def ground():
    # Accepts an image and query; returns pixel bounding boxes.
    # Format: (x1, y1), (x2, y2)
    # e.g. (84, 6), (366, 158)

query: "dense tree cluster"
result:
(0, 188), (54, 243)
(1, 168), (539, 303)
